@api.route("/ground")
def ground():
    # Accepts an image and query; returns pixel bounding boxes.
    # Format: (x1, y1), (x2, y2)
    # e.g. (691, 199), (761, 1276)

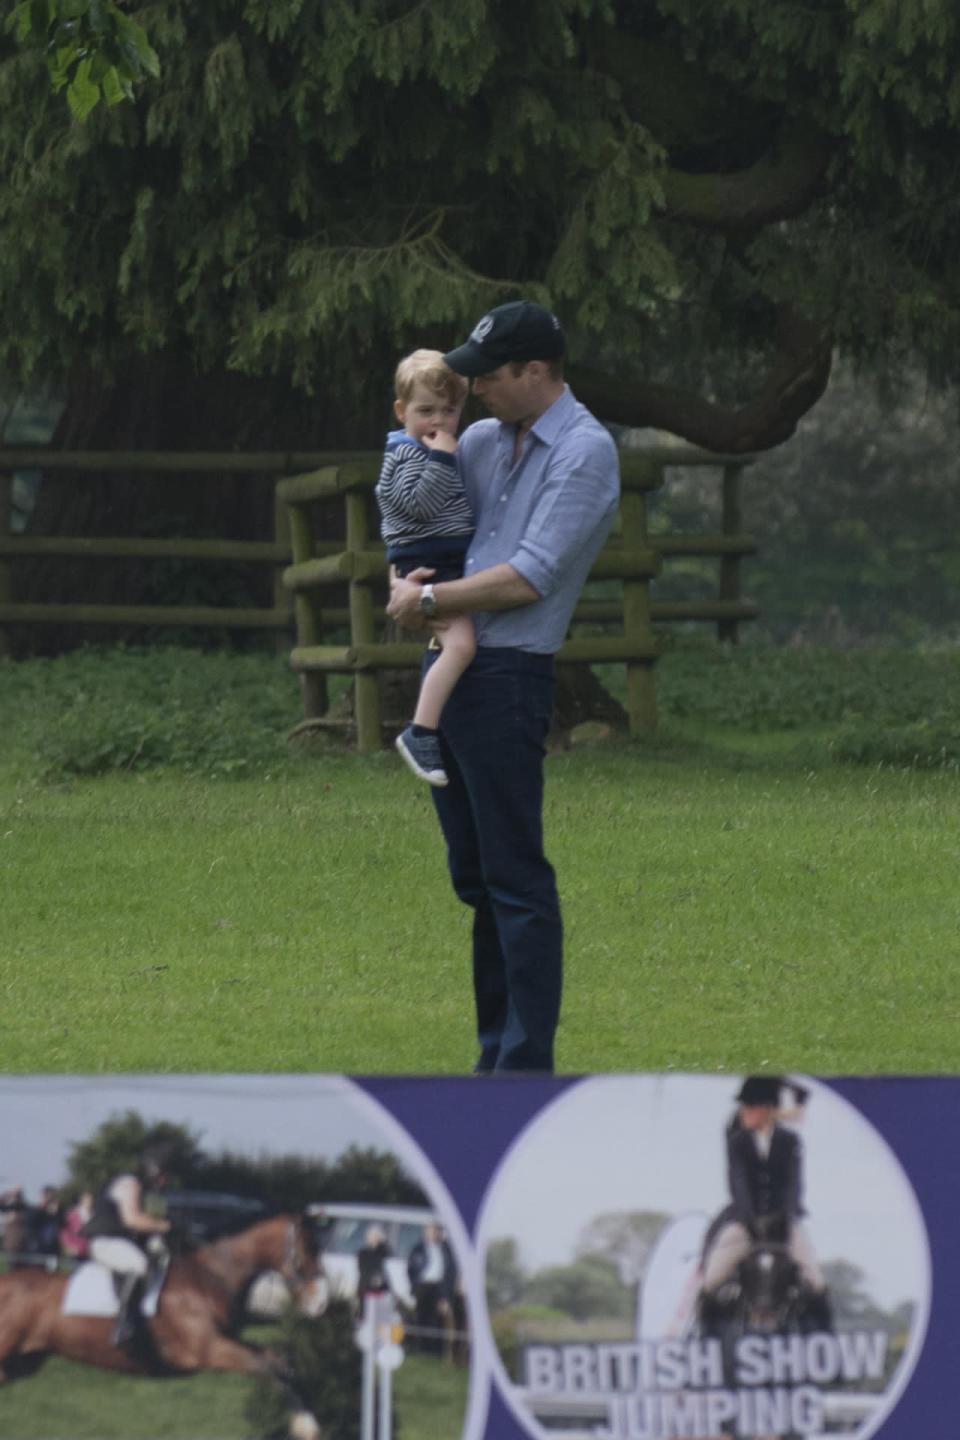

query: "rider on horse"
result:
(80, 1144), (173, 1348)
(700, 1076), (832, 1330)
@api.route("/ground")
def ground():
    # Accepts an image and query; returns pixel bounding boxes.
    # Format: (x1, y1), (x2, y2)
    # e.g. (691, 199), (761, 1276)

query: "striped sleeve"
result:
(376, 442), (473, 543)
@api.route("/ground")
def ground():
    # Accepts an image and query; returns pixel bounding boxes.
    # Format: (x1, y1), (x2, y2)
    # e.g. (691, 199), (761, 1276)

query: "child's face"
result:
(395, 382), (464, 446)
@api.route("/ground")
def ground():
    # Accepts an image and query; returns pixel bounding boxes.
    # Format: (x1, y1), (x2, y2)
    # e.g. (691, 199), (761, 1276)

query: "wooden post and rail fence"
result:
(0, 446), (758, 745)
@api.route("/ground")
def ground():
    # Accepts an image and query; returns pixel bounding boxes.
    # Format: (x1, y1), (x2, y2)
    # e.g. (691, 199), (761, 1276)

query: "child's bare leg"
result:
(412, 616), (476, 729)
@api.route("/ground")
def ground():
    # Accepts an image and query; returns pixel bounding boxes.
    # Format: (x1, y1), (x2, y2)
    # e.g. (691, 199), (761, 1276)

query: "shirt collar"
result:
(498, 383), (574, 451)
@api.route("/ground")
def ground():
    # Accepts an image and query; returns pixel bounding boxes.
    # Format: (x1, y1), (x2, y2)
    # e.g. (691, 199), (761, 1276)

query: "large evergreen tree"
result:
(3, 0), (960, 450)
(3, 0), (960, 654)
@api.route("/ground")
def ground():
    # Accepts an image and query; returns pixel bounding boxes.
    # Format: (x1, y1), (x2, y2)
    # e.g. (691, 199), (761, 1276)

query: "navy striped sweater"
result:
(375, 430), (474, 549)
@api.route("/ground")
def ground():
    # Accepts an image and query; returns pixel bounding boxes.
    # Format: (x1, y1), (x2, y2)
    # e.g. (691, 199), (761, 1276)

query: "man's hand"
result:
(387, 566), (436, 630)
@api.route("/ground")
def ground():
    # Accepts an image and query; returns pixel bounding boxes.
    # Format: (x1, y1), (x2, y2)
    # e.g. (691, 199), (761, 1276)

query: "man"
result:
(701, 1076), (831, 1326)
(355, 1223), (400, 1323)
(387, 300), (620, 1073)
(0, 1187), (29, 1268)
(31, 1185), (63, 1266)
(407, 1222), (457, 1357)
(81, 1144), (173, 1348)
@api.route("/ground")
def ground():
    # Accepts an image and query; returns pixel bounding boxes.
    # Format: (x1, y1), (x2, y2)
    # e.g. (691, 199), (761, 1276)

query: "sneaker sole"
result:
(395, 734), (449, 786)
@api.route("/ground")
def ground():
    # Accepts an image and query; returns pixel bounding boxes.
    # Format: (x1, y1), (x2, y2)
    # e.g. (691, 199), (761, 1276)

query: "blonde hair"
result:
(394, 349), (468, 406)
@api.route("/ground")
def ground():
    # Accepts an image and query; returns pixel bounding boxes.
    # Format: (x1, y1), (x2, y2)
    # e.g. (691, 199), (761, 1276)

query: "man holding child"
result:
(387, 301), (620, 1074)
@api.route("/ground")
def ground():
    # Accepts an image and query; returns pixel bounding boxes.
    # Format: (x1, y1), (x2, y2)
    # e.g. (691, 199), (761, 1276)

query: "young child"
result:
(376, 349), (475, 785)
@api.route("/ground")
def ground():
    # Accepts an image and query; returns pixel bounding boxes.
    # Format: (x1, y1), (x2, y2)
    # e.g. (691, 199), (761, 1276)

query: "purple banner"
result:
(0, 1074), (950, 1440)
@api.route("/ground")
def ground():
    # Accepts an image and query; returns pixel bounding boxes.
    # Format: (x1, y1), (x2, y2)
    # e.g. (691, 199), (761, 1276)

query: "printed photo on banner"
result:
(477, 1074), (930, 1440)
(0, 1074), (477, 1440)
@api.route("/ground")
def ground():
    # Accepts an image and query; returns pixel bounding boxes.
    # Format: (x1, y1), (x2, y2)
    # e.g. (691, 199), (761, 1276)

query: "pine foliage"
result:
(2, 1), (960, 401)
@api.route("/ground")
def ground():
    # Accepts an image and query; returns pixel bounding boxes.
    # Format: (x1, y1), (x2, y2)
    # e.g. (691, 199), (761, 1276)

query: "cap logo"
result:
(470, 315), (494, 344)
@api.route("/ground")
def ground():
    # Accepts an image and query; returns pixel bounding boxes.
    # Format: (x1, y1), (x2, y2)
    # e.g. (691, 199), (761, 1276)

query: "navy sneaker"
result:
(395, 727), (448, 786)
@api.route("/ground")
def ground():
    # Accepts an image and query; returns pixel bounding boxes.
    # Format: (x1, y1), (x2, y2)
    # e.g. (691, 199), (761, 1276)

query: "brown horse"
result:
(0, 1212), (324, 1432)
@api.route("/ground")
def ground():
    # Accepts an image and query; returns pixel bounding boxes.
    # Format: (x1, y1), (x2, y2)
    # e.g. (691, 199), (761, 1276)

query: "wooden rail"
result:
(0, 445), (757, 739)
(635, 446), (759, 636)
(278, 451), (756, 747)
(0, 449), (348, 657)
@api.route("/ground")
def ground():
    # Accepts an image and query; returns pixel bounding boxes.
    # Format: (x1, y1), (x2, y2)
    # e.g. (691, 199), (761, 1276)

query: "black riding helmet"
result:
(139, 1143), (174, 1185)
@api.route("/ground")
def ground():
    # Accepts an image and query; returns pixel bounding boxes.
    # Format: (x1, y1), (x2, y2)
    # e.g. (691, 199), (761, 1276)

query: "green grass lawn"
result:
(1, 738), (957, 1075)
(0, 1345), (469, 1440)
(1, 641), (957, 1075)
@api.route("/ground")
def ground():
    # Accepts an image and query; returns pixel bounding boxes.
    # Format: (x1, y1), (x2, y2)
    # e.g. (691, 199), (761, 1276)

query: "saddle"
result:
(61, 1258), (167, 1318)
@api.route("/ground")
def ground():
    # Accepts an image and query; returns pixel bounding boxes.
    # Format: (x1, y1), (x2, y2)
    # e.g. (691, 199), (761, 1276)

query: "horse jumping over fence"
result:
(0, 1212), (326, 1437)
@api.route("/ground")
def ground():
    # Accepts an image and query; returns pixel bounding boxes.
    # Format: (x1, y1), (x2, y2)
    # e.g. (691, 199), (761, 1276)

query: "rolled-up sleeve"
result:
(508, 435), (620, 597)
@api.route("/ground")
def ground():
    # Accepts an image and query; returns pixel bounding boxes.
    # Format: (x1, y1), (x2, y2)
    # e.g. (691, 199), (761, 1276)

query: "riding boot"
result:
(699, 1286), (734, 1331)
(111, 1273), (143, 1349)
(804, 1288), (834, 1334)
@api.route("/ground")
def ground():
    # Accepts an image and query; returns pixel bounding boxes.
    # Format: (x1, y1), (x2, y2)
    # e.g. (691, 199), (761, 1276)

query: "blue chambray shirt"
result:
(457, 384), (620, 653)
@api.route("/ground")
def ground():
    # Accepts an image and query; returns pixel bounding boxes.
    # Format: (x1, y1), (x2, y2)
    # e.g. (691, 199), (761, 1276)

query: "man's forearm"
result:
(433, 563), (539, 616)
(387, 562), (539, 629)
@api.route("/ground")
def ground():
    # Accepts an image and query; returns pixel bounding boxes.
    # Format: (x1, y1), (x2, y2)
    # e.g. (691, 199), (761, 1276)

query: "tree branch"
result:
(659, 120), (833, 231)
(570, 303), (832, 452)
(577, 36), (835, 448)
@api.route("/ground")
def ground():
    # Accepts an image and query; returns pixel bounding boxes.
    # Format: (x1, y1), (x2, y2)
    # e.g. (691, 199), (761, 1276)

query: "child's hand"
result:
(425, 429), (458, 454)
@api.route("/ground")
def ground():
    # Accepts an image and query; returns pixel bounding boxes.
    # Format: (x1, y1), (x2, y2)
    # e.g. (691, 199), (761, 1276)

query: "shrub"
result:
(650, 638), (960, 737)
(829, 717), (960, 770)
(245, 1302), (366, 1440)
(1, 646), (301, 779)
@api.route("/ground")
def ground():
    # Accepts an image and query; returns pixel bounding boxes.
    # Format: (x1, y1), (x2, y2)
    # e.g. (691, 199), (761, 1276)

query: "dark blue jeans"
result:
(426, 646), (560, 1072)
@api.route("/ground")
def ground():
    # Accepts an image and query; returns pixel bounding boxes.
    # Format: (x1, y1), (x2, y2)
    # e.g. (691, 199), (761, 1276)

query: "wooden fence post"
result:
(718, 462), (745, 643)
(621, 471), (658, 736)
(0, 471), (11, 658)
(286, 496), (327, 720)
(272, 485), (294, 657)
(345, 489), (381, 753)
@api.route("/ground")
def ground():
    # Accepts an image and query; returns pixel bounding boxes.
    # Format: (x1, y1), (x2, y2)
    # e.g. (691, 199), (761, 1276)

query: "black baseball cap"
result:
(444, 301), (565, 377)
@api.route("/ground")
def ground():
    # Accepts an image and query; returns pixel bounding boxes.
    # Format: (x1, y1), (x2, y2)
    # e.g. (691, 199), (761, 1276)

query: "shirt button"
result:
(489, 529), (496, 537)
(500, 494), (508, 502)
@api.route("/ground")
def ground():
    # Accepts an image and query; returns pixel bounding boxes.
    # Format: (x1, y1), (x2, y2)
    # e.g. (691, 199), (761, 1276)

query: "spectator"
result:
(33, 1186), (63, 1264)
(60, 1190), (95, 1260)
(0, 1188), (29, 1263)
(407, 1223), (458, 1359)
(356, 1225), (393, 1316)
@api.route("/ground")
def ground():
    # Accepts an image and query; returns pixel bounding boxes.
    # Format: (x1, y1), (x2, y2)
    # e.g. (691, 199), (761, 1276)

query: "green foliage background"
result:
(642, 364), (960, 648)
(4, 0), (960, 401)
(5, 0), (159, 120)
(4, 642), (957, 781)
(62, 1105), (427, 1208)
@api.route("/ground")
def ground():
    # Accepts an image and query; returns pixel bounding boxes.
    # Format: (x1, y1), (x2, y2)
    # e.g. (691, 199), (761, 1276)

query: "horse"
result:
(0, 1212), (325, 1438)
(698, 1215), (829, 1390)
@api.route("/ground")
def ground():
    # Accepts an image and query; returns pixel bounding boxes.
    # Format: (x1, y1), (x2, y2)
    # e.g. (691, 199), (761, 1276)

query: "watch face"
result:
(420, 586), (436, 615)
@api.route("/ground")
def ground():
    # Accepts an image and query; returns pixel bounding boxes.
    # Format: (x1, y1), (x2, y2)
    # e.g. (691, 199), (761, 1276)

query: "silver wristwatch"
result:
(419, 583), (437, 617)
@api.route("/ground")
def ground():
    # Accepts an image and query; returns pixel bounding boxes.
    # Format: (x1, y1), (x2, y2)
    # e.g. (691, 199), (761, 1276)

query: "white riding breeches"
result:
(702, 1219), (824, 1293)
(89, 1236), (149, 1277)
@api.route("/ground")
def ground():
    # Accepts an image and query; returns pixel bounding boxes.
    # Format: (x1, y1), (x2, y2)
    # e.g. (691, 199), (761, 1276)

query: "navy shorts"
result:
(390, 544), (469, 583)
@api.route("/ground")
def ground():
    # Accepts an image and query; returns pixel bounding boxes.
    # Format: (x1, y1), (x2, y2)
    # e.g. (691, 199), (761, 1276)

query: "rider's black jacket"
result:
(717, 1121), (805, 1239)
(79, 1175), (140, 1244)
(728, 1117), (805, 1232)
